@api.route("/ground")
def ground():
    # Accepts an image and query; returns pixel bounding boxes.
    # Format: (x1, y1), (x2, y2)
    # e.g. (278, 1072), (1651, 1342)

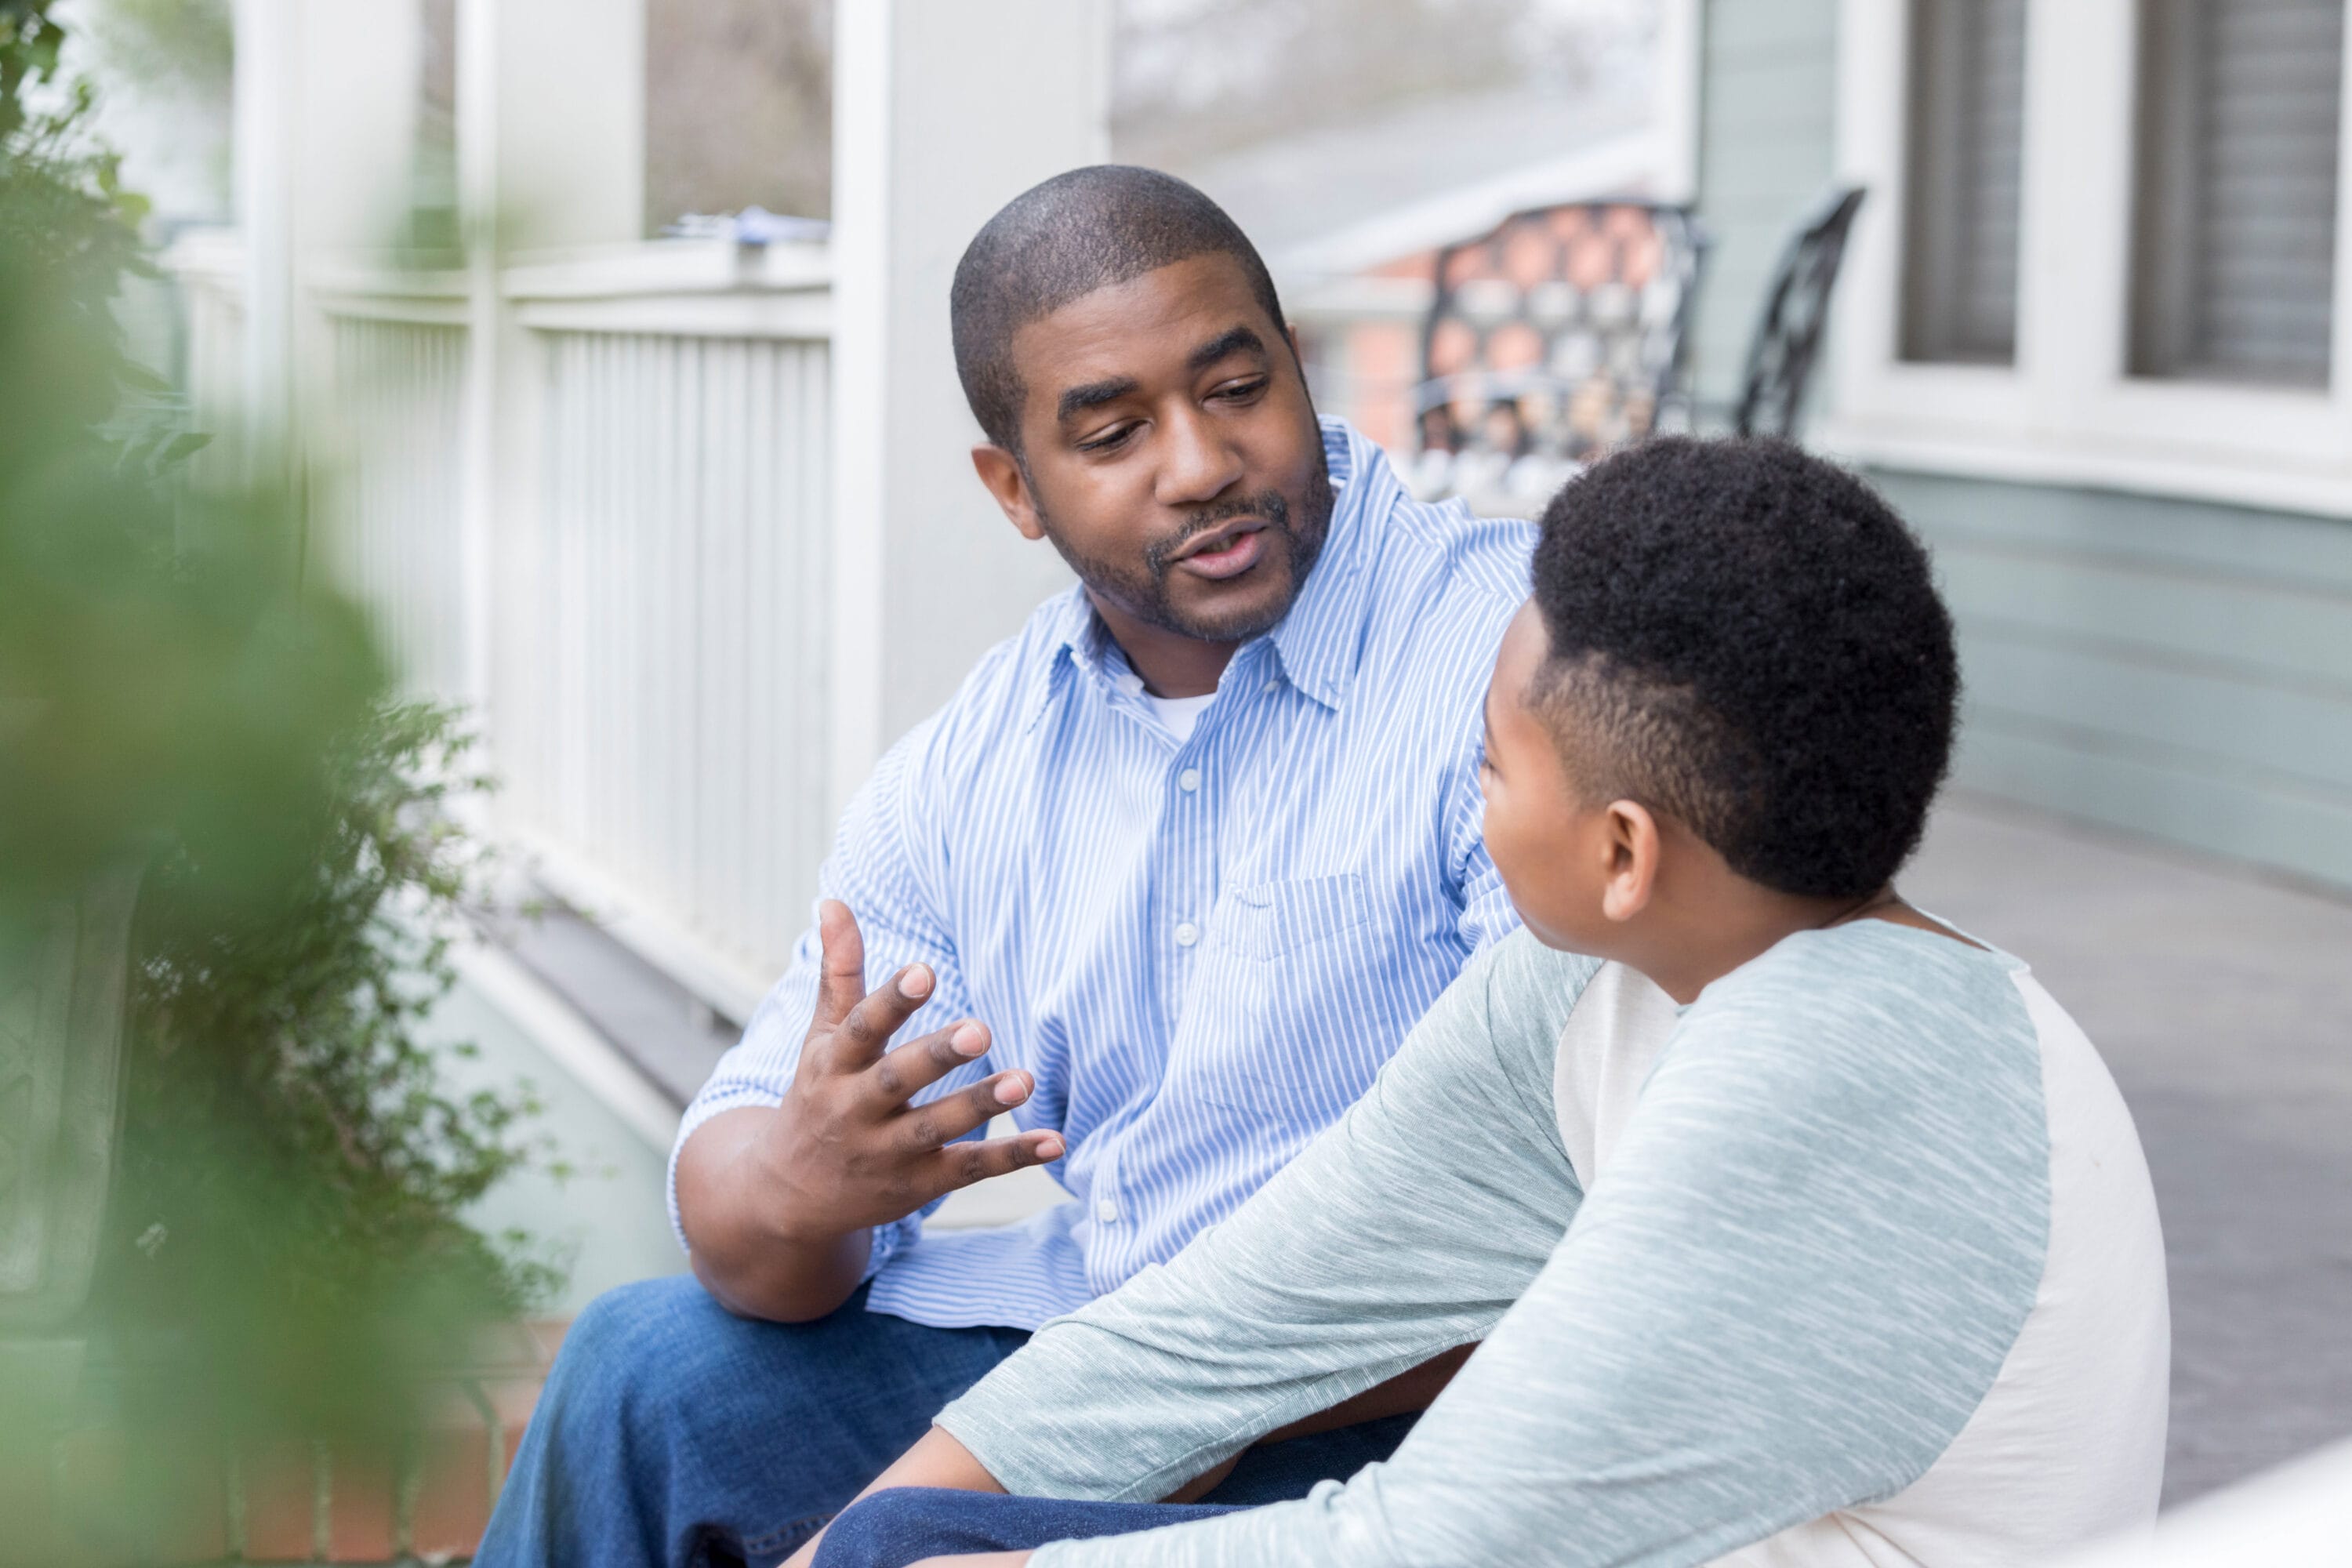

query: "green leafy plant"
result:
(108, 702), (561, 1441)
(2, 0), (556, 1475)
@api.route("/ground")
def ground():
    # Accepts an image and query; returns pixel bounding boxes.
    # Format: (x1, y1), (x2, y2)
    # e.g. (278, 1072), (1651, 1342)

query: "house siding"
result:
(1883, 473), (2352, 892)
(1692, 0), (2352, 893)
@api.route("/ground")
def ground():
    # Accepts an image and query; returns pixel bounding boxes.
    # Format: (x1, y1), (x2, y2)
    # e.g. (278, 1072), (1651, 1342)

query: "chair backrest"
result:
(1733, 185), (1867, 440)
(1414, 201), (1706, 481)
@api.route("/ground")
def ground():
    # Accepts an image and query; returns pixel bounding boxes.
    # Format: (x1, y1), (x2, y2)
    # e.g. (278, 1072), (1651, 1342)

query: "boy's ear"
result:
(971, 445), (1047, 542)
(1599, 800), (1661, 924)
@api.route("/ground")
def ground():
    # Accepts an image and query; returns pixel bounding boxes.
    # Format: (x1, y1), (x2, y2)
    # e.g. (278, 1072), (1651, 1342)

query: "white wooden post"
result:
(829, 0), (1112, 822)
(230, 0), (297, 466)
(233, 0), (420, 481)
(454, 0), (646, 720)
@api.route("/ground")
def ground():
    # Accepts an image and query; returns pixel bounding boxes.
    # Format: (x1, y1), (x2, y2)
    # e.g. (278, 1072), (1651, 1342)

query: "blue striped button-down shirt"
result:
(673, 419), (1533, 1330)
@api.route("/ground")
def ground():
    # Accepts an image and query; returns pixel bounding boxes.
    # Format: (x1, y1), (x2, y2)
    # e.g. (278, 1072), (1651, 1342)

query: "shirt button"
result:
(1263, 677), (1278, 692)
(1096, 1197), (1120, 1224)
(1174, 920), (1200, 947)
(1178, 768), (1201, 793)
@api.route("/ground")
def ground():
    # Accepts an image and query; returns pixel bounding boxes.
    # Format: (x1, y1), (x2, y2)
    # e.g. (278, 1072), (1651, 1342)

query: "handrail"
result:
(503, 239), (832, 338)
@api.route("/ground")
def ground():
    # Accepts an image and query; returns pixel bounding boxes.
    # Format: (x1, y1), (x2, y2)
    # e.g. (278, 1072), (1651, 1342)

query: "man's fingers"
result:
(931, 1129), (1066, 1193)
(811, 900), (869, 1029)
(864, 1020), (996, 1109)
(890, 1068), (1032, 1150)
(826, 962), (938, 1069)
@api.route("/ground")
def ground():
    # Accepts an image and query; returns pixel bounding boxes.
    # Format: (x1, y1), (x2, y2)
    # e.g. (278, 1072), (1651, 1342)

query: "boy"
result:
(803, 439), (2171, 1567)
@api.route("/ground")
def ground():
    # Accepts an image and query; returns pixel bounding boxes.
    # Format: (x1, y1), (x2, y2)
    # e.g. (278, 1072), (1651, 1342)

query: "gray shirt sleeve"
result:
(936, 931), (1599, 1503)
(944, 924), (2053, 1568)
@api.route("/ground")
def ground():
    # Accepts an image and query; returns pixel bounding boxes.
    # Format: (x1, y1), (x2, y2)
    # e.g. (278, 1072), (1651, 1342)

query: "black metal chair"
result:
(1407, 201), (1707, 507)
(1730, 185), (1867, 440)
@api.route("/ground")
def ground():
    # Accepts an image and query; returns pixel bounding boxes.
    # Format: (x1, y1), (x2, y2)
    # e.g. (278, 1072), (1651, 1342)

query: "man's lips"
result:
(1170, 519), (1269, 581)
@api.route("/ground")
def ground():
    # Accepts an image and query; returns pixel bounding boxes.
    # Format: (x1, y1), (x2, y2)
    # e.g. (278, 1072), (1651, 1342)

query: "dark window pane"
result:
(1900, 0), (2030, 364)
(2129, 0), (2343, 386)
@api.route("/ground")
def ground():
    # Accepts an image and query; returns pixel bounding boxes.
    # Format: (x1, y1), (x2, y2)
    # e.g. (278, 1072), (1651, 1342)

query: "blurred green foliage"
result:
(2, 0), (557, 1536)
(103, 700), (561, 1442)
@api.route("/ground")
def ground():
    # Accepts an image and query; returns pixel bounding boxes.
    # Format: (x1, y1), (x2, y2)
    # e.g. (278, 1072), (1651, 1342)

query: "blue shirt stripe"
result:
(672, 419), (1533, 1330)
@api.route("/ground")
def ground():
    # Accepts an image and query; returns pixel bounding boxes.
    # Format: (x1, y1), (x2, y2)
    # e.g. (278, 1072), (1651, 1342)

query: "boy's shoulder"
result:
(1667, 921), (2047, 1145)
(1700, 921), (2031, 1048)
(1461, 927), (1609, 1080)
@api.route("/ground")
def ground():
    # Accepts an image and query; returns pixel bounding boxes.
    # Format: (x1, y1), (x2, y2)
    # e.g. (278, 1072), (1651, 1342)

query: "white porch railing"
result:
(499, 249), (833, 1014)
(310, 267), (474, 702)
(169, 237), (835, 1020)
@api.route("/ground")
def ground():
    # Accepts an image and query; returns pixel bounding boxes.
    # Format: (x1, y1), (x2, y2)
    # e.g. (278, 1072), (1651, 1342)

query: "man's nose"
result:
(1154, 402), (1245, 507)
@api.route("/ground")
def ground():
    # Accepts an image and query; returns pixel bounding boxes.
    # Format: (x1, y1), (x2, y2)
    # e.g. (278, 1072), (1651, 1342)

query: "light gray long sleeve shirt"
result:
(936, 924), (2169, 1567)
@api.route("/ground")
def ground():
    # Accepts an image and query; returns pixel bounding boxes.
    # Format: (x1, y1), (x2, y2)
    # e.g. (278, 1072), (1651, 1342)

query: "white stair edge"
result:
(452, 940), (684, 1157)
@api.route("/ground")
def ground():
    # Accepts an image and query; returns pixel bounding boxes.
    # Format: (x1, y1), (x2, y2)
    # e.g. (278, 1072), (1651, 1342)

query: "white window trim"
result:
(1656, 0), (1703, 206)
(1821, 0), (2352, 520)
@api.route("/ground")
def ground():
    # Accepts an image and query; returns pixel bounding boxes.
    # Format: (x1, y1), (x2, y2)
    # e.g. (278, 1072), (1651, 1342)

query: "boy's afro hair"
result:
(1529, 437), (1959, 900)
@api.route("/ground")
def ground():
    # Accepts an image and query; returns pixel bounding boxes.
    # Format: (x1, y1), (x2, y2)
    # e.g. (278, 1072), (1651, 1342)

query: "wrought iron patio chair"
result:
(1407, 201), (1707, 509)
(1730, 185), (1867, 440)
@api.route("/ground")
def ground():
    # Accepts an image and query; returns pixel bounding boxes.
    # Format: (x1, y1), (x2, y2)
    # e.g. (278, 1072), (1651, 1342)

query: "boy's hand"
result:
(761, 900), (1066, 1237)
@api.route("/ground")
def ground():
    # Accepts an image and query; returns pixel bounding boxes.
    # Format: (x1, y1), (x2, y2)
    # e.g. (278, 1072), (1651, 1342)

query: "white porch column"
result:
(828, 0), (1113, 819)
(233, 0), (422, 452)
(470, 0), (645, 252)
(453, 0), (644, 717)
(230, 0), (298, 463)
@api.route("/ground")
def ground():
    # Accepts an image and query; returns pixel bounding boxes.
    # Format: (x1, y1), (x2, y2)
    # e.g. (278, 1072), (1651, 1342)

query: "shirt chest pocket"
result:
(1175, 872), (1399, 1127)
(1208, 873), (1373, 961)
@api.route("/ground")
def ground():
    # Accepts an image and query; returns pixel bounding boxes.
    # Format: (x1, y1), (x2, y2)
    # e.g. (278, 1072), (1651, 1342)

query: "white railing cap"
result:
(502, 238), (830, 303)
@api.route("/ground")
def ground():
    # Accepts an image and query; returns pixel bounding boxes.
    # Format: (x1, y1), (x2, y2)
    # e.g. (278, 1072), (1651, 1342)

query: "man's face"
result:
(995, 252), (1333, 644)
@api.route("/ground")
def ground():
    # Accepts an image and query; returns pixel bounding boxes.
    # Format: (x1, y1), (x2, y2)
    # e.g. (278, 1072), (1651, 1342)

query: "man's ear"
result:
(971, 445), (1047, 542)
(1599, 800), (1661, 924)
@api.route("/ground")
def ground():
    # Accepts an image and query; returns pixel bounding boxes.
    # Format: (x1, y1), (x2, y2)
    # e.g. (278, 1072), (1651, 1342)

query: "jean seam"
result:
(745, 1511), (834, 1557)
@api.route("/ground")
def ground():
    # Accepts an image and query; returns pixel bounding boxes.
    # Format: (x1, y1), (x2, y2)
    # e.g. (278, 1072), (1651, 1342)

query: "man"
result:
(474, 165), (1532, 1568)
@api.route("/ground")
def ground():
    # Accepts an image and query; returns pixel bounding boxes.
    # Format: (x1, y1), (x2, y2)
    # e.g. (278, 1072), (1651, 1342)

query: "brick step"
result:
(16, 1319), (565, 1565)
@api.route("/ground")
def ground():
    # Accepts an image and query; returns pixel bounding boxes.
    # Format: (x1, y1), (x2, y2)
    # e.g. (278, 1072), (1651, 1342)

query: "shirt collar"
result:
(1263, 417), (1387, 713)
(1019, 416), (1394, 731)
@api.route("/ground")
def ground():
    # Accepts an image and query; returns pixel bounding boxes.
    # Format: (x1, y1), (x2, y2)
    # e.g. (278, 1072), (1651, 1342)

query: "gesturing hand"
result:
(762, 900), (1065, 1240)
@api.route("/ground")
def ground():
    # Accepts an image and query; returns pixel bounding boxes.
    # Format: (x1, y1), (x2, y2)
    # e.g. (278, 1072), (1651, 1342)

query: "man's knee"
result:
(546, 1273), (745, 1418)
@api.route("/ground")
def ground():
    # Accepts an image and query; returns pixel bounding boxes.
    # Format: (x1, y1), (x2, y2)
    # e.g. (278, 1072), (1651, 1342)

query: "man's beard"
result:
(1038, 452), (1336, 645)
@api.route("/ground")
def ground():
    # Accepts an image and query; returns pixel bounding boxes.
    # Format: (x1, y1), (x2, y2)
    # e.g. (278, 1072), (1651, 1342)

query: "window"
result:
(1899, 0), (2030, 364)
(2129, 0), (2345, 387)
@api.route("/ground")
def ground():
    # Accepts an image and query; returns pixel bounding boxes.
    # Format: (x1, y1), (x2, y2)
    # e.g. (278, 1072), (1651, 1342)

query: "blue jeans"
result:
(474, 1276), (1417, 1568)
(815, 1490), (1246, 1568)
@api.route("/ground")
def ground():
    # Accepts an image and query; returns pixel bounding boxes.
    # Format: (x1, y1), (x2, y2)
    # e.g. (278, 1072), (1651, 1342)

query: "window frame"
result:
(1824, 0), (2352, 518)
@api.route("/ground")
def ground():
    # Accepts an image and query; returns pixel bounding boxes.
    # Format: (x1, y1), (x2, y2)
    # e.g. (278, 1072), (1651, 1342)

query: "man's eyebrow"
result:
(1053, 328), (1270, 424)
(1056, 376), (1141, 423)
(1188, 325), (1268, 373)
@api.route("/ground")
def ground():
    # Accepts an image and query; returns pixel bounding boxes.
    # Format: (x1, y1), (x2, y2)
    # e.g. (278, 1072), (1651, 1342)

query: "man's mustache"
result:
(1146, 490), (1292, 575)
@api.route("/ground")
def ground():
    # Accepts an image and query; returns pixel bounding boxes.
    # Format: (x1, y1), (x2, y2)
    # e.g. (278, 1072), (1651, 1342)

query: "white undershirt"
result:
(1145, 691), (1214, 744)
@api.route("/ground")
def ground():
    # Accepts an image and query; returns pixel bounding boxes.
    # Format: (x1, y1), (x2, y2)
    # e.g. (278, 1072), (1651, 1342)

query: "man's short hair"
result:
(1528, 438), (1960, 900)
(950, 165), (1289, 452)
